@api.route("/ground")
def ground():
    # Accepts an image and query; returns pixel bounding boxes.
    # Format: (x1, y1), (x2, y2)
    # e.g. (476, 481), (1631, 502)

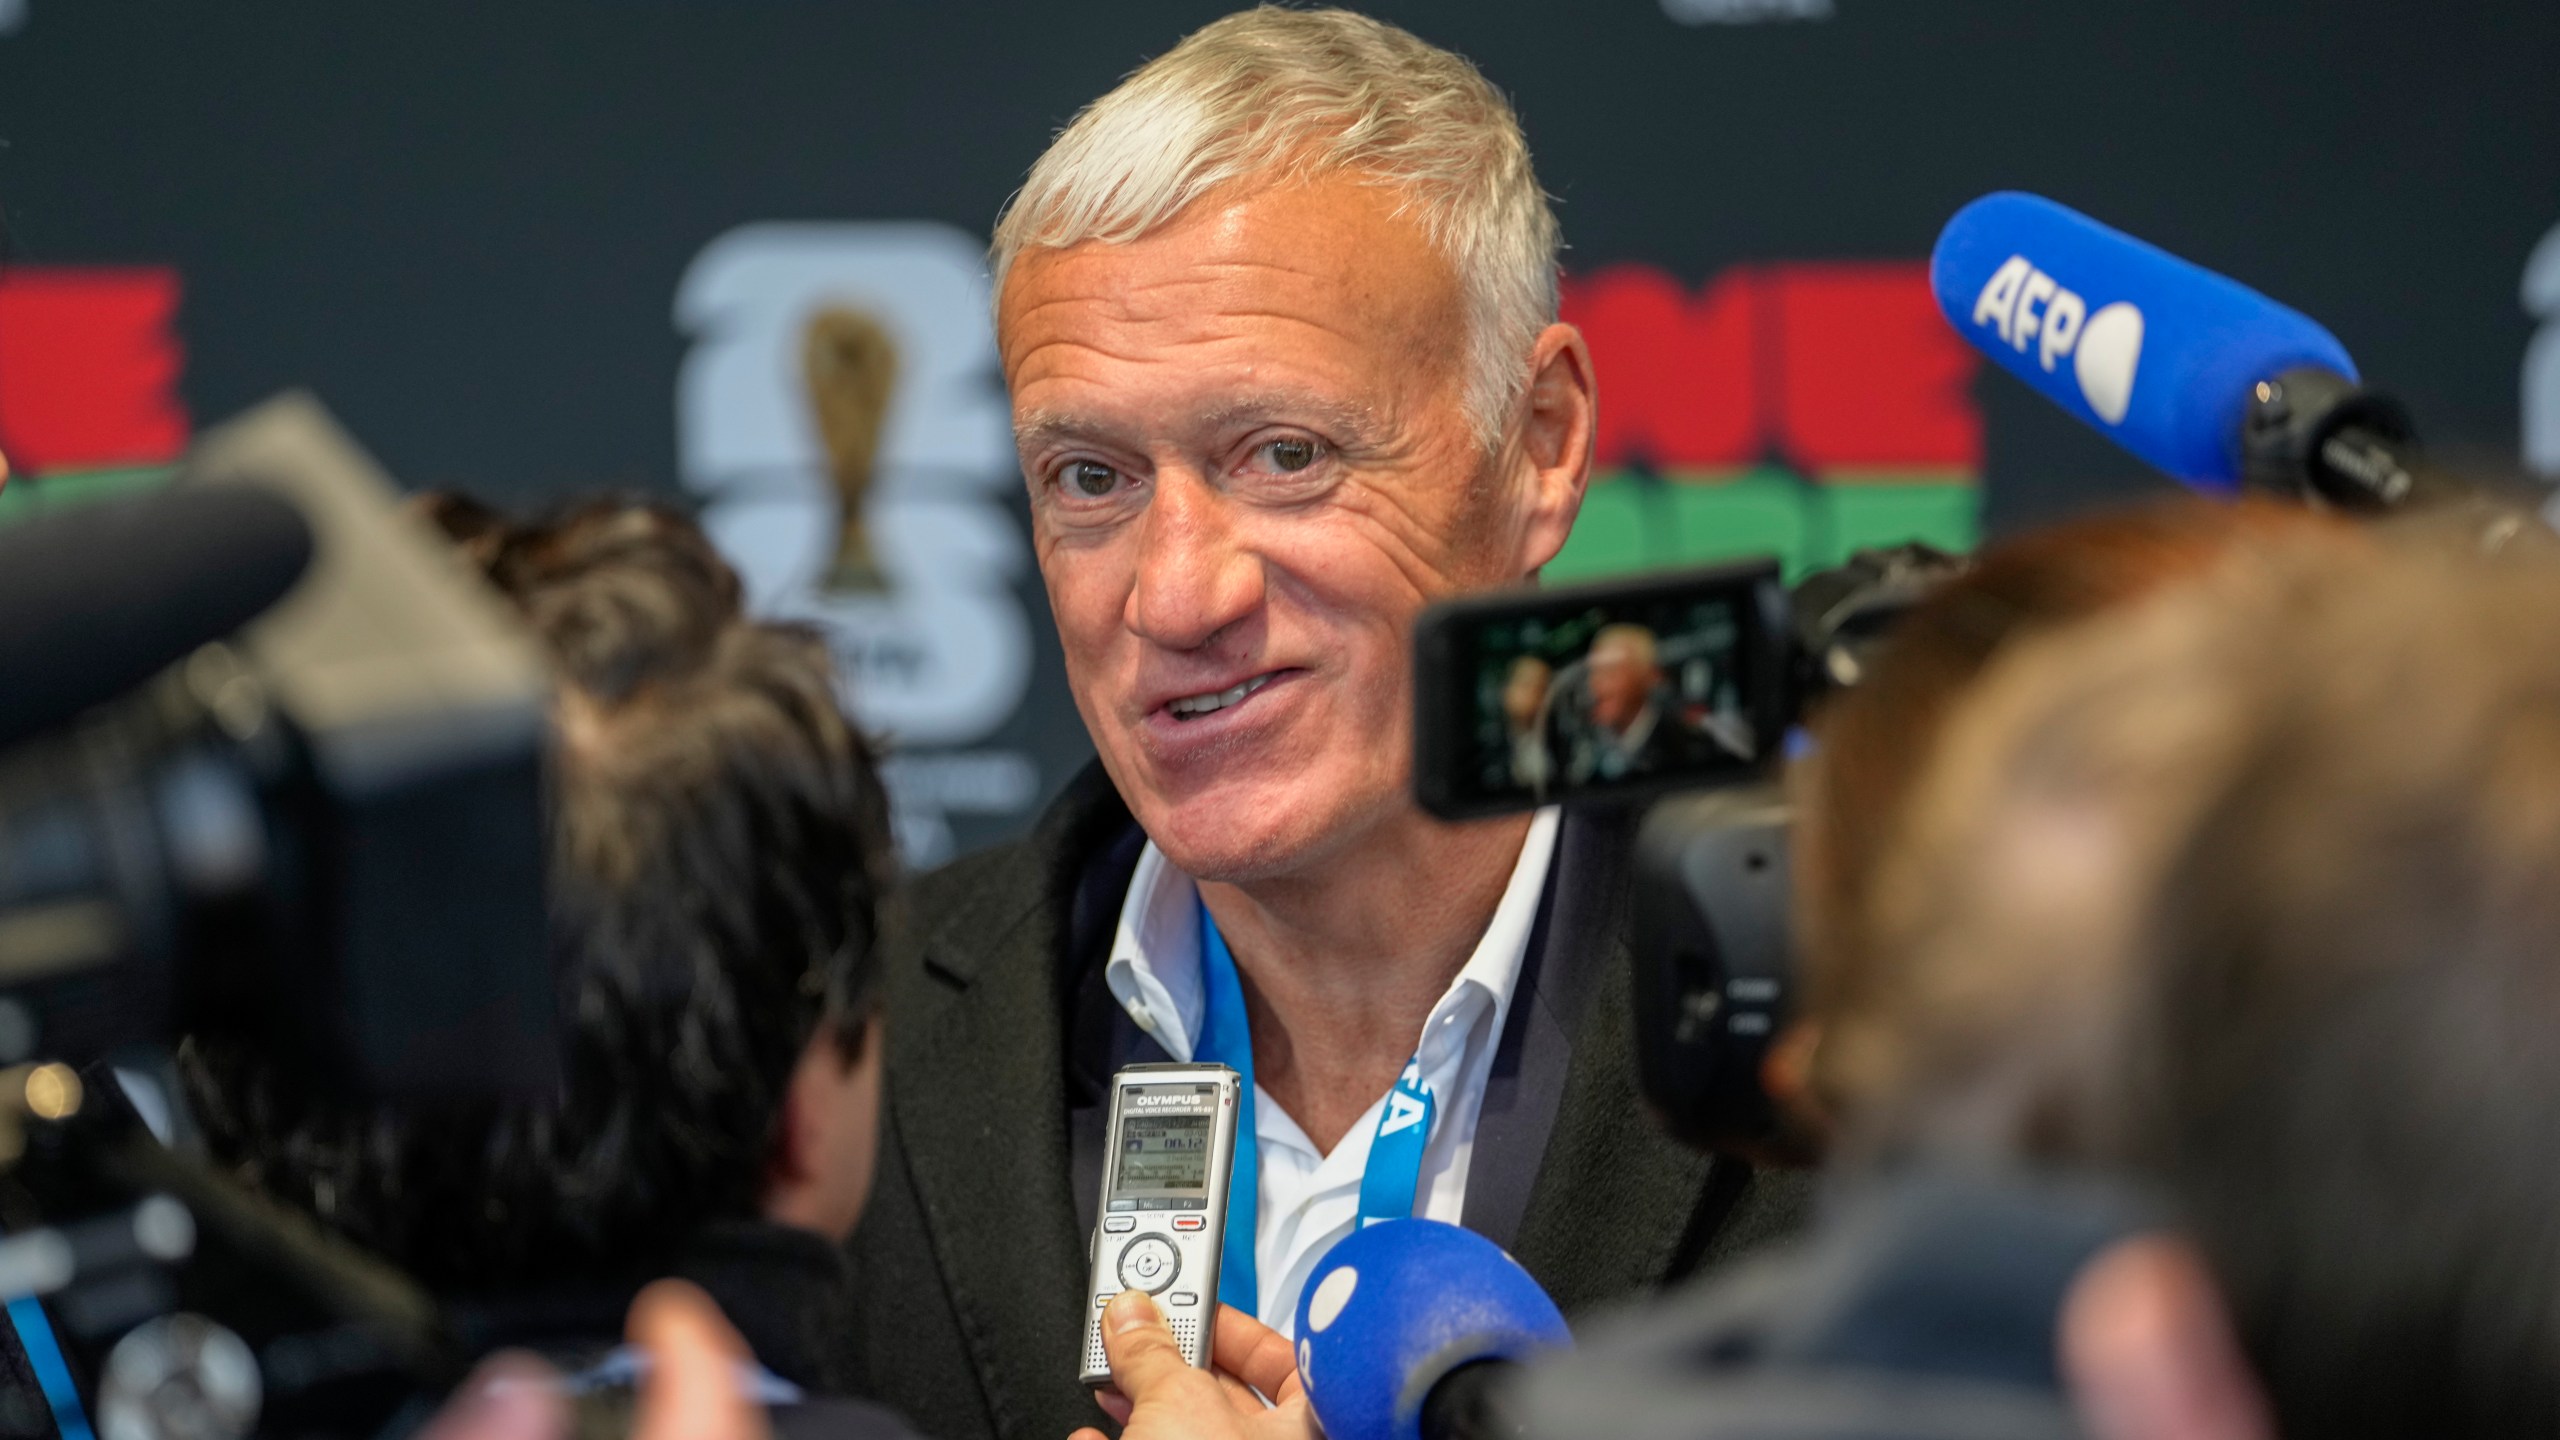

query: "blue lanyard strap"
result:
(1193, 897), (1438, 1319)
(1194, 909), (1263, 1317)
(6, 1293), (97, 1440)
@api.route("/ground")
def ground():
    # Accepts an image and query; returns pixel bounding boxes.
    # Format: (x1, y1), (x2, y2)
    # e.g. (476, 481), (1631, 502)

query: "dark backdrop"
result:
(4, 0), (2554, 860)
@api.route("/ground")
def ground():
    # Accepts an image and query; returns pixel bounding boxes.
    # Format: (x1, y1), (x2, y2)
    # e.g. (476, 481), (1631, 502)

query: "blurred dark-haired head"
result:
(181, 495), (894, 1292)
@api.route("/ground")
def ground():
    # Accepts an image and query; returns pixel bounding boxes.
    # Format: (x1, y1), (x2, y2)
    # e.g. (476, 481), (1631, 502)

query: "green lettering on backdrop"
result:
(1546, 468), (1978, 582)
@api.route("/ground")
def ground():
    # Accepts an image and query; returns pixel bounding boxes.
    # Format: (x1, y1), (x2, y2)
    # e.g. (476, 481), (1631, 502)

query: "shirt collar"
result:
(1103, 842), (1209, 1058)
(1103, 807), (1563, 1070)
(1427, 804), (1561, 1067)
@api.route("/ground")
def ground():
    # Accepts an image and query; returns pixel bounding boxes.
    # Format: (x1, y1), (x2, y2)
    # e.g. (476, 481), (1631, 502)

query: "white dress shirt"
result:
(1102, 807), (1562, 1337)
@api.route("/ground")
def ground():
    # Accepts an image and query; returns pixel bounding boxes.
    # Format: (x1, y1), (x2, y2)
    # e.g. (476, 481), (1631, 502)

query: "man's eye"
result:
(1258, 437), (1322, 473)
(1062, 461), (1122, 497)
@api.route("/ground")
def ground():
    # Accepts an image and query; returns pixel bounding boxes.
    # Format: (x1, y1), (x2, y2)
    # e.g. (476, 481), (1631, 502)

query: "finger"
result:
(1213, 1367), (1266, 1416)
(1069, 1431), (1110, 1440)
(1101, 1289), (1216, 1405)
(1249, 1394), (1323, 1440)
(1213, 1305), (1306, 1404)
(1095, 1390), (1134, 1425)
(627, 1279), (766, 1440)
(418, 1353), (564, 1440)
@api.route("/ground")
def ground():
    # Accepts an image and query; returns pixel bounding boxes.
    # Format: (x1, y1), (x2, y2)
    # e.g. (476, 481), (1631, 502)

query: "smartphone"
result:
(1412, 559), (1791, 820)
(1079, 1063), (1244, 1388)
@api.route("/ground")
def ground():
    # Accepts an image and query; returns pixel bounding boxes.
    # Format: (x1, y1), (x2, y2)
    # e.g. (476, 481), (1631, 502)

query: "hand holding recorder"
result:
(1081, 1064), (1245, 1384)
(1073, 1295), (1315, 1440)
(1076, 1065), (1314, 1438)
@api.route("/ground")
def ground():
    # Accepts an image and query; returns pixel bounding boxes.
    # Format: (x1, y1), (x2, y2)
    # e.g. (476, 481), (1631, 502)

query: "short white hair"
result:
(990, 6), (1561, 448)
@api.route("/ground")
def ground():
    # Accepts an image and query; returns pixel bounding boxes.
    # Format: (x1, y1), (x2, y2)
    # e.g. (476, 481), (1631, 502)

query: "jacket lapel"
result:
(1503, 809), (1769, 1314)
(1508, 931), (1740, 1314)
(886, 766), (1139, 1440)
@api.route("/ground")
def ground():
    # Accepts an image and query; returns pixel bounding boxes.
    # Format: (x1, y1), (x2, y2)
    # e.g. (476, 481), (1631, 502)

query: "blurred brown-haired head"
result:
(1842, 519), (2560, 1437)
(1787, 497), (2348, 1140)
(2136, 534), (2560, 1439)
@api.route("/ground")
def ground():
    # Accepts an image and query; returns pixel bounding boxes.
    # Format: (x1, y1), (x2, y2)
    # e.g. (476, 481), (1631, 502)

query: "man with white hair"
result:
(842, 13), (1808, 1439)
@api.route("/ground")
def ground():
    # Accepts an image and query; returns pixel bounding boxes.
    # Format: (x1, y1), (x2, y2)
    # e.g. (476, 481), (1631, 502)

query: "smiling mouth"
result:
(1166, 672), (1281, 720)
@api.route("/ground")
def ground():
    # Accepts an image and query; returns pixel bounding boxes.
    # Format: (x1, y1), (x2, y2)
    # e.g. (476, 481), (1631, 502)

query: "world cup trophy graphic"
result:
(803, 304), (900, 592)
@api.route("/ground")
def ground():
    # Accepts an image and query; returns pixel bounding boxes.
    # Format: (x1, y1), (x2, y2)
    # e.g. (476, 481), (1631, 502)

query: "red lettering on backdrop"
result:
(0, 269), (190, 472)
(1562, 265), (1758, 468)
(1768, 263), (1980, 471)
(1562, 261), (1979, 474)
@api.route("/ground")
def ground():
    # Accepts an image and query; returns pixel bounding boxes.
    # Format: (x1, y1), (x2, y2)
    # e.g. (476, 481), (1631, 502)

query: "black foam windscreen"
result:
(0, 486), (314, 749)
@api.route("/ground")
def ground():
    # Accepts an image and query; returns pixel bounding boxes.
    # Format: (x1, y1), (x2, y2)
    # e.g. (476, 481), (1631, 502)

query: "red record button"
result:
(1172, 1215), (1207, 1232)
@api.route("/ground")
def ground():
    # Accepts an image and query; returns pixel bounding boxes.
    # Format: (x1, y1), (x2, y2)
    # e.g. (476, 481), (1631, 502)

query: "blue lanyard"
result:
(5, 1295), (96, 1440)
(1193, 896), (1437, 1319)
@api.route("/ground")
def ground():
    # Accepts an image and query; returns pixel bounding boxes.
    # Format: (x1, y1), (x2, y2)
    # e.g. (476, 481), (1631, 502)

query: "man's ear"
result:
(2060, 1234), (2276, 1440)
(1510, 322), (1596, 575)
(1752, 1020), (1833, 1167)
(766, 1084), (816, 1188)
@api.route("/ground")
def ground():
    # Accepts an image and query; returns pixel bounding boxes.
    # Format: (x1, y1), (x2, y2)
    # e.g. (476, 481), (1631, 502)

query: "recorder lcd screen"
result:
(1116, 1109), (1212, 1193)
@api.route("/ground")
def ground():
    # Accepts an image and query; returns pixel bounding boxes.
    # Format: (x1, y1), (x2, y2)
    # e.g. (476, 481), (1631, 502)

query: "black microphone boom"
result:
(1419, 1360), (1528, 1440)
(0, 486), (314, 749)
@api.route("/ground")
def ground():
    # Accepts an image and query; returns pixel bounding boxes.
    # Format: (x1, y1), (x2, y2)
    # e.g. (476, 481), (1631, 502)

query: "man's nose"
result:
(1127, 470), (1262, 652)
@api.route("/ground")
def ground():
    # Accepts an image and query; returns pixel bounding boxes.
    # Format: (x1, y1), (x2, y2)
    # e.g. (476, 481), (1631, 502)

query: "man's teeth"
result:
(1168, 673), (1275, 719)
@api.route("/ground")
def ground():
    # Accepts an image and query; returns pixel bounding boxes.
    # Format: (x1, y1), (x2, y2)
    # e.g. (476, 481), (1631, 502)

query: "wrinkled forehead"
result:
(994, 176), (1467, 412)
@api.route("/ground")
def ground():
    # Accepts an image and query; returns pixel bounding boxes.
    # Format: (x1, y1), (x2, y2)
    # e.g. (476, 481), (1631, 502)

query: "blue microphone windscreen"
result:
(1930, 191), (2358, 489)
(1294, 1220), (1568, 1440)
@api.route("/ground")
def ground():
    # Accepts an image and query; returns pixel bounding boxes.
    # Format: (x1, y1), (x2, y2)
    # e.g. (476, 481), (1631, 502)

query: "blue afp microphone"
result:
(1932, 191), (2439, 511)
(1293, 1220), (1568, 1440)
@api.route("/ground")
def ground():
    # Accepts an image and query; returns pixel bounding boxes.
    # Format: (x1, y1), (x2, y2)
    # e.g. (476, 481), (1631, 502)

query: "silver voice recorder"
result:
(1079, 1062), (1244, 1388)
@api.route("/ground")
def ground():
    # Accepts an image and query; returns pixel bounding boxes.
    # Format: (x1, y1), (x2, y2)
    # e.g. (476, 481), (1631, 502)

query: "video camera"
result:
(0, 396), (557, 1439)
(1410, 544), (1966, 1158)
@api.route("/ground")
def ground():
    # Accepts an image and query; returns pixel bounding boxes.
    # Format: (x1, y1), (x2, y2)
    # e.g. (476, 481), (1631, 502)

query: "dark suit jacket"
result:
(841, 762), (1811, 1440)
(438, 1221), (923, 1440)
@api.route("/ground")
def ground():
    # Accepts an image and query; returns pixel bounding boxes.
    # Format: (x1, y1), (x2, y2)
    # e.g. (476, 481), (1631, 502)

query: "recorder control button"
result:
(1172, 1215), (1206, 1232)
(1168, 1292), (1199, 1308)
(1104, 1216), (1136, 1233)
(1118, 1236), (1180, 1293)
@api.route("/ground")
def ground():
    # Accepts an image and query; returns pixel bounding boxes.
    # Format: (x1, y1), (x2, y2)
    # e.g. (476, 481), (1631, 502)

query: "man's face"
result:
(1586, 636), (1657, 733)
(1001, 176), (1544, 880)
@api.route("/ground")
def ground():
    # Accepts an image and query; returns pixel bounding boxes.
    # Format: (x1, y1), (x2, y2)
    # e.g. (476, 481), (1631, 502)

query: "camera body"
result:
(0, 395), (559, 1439)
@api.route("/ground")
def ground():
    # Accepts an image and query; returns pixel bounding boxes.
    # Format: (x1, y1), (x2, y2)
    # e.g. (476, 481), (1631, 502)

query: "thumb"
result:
(418, 1353), (564, 1440)
(1099, 1290), (1201, 1402)
(626, 1279), (766, 1440)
